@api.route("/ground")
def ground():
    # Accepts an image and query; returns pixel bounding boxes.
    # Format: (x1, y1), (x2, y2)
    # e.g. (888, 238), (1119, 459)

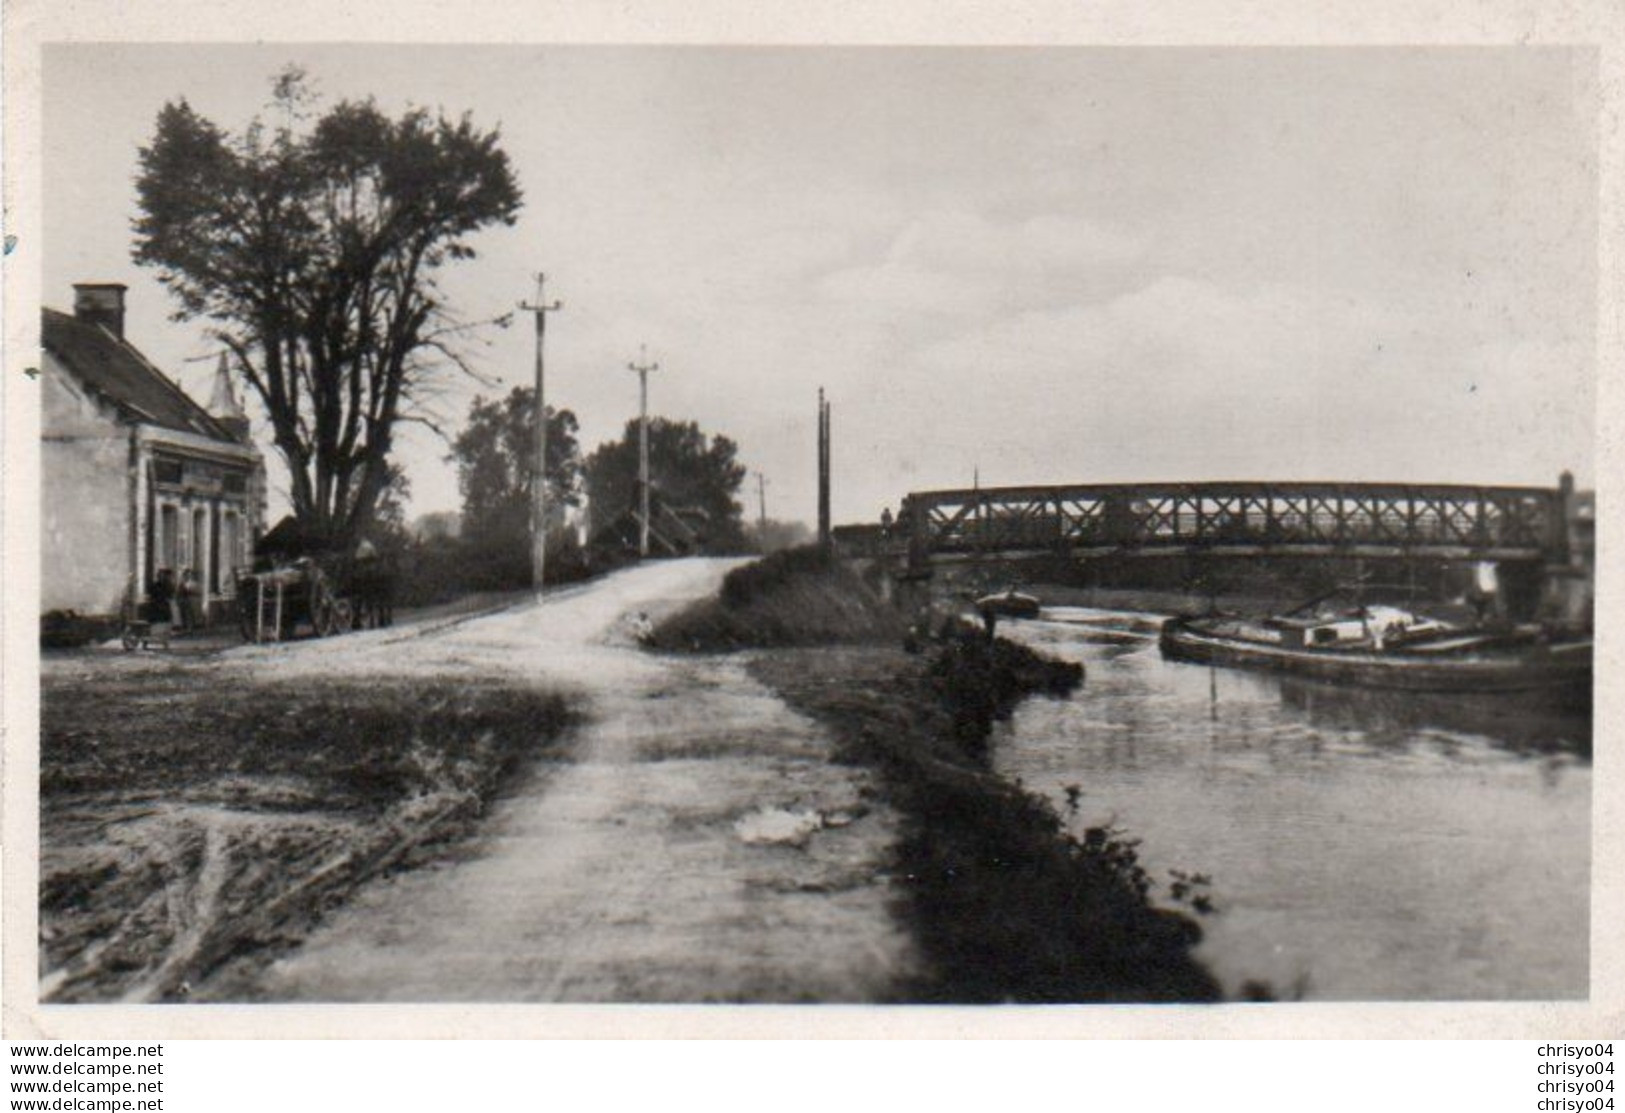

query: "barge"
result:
(1159, 605), (1591, 695)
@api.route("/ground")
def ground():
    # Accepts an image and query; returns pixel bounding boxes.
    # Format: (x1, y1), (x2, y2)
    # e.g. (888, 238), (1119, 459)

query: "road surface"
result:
(218, 559), (915, 1002)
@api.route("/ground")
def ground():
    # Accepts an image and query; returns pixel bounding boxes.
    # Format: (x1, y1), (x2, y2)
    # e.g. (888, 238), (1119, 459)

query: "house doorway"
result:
(159, 504), (179, 573)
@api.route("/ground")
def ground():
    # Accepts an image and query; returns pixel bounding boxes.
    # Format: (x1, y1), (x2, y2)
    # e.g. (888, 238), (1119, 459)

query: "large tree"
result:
(451, 387), (581, 546)
(584, 417), (748, 553)
(132, 70), (522, 550)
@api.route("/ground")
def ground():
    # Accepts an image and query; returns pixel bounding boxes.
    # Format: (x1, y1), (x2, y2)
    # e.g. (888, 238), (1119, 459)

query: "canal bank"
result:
(657, 548), (1225, 1002)
(749, 643), (1222, 1002)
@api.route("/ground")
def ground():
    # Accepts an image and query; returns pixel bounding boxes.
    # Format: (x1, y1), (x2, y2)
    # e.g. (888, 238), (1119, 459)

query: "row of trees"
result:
(132, 68), (768, 586)
(446, 387), (752, 590)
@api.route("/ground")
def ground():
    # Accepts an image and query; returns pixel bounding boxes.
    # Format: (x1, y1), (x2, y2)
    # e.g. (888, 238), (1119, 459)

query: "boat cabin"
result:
(1265, 605), (1449, 650)
(1267, 615), (1360, 649)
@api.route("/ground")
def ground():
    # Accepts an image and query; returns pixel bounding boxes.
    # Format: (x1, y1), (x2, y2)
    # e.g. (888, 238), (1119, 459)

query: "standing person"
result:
(149, 568), (176, 645)
(352, 539), (393, 629)
(1467, 561), (1500, 627)
(977, 600), (1000, 641)
(178, 567), (199, 632)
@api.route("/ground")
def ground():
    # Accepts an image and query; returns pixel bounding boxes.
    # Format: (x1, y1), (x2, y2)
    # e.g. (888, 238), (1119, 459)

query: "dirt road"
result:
(215, 559), (915, 1002)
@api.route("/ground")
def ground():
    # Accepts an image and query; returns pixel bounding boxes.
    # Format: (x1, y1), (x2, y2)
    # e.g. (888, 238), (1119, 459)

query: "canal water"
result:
(994, 608), (1591, 1001)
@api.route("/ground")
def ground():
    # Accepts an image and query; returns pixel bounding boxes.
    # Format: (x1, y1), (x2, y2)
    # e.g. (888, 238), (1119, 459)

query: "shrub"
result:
(648, 546), (904, 651)
(390, 532), (598, 609)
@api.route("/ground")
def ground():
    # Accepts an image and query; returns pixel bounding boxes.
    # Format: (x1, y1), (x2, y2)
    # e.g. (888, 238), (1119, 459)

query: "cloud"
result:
(816, 208), (1148, 317)
(892, 275), (1591, 487)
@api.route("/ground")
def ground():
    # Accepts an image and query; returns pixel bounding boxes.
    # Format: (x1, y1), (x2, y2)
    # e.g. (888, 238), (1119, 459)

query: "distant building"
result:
(410, 510), (463, 543)
(589, 491), (711, 558)
(41, 283), (266, 622)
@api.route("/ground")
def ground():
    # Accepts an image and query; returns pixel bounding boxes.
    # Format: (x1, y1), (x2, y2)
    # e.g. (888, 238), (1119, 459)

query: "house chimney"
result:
(73, 283), (128, 339)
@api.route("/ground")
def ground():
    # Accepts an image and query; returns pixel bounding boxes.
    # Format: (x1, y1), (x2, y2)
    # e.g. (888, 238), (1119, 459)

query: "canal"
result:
(995, 608), (1591, 1001)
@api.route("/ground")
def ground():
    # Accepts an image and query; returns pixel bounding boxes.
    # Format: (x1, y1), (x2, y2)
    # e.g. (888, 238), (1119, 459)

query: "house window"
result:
(154, 459), (183, 485)
(223, 473), (247, 495)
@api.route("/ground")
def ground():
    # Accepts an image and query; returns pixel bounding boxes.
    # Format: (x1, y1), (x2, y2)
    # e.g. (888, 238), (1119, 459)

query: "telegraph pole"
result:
(520, 274), (562, 597)
(755, 471), (769, 542)
(628, 346), (660, 558)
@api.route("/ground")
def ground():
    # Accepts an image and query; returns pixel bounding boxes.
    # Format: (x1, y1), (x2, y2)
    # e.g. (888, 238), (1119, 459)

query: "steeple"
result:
(207, 352), (251, 443)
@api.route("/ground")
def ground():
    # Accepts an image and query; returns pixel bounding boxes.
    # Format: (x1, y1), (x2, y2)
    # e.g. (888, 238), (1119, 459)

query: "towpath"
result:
(218, 558), (913, 1002)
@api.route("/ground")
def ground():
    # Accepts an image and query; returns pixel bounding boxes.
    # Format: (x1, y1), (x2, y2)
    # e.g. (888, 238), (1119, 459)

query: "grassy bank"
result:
(40, 667), (573, 1002)
(669, 550), (1220, 1000)
(753, 644), (1219, 1002)
(647, 546), (904, 651)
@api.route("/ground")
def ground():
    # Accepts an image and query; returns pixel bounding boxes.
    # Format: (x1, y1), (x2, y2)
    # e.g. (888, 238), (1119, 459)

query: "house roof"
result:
(255, 514), (328, 559)
(42, 307), (231, 441)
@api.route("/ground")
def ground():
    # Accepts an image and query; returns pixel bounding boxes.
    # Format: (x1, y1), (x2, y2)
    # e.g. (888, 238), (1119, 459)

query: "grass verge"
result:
(40, 668), (573, 1002)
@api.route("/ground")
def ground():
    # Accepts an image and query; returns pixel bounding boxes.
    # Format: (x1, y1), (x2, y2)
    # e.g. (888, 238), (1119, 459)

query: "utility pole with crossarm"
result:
(520, 274), (562, 597)
(628, 346), (660, 558)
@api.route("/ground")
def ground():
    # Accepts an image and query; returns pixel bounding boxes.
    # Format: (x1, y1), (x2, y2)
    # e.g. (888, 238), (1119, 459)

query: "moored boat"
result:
(1159, 606), (1591, 695)
(975, 589), (1042, 620)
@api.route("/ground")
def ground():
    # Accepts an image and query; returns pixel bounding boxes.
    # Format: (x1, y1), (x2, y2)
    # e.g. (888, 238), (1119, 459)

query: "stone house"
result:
(41, 283), (266, 623)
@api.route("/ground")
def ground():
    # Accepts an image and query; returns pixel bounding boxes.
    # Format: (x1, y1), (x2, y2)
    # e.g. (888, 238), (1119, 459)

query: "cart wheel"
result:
(122, 629), (140, 652)
(334, 599), (354, 633)
(313, 596), (336, 637)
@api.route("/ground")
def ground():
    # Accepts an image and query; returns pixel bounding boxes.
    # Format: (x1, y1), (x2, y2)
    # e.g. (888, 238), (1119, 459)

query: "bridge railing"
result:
(900, 481), (1565, 571)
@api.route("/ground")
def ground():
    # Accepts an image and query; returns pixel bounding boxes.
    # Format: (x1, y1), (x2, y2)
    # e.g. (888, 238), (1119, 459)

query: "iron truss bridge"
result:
(892, 482), (1568, 574)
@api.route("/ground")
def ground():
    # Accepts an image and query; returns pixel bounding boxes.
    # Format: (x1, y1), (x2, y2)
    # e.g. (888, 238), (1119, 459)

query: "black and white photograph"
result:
(4, 15), (1616, 1042)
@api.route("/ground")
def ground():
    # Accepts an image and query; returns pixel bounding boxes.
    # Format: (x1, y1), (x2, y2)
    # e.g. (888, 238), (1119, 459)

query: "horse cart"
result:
(236, 552), (393, 643)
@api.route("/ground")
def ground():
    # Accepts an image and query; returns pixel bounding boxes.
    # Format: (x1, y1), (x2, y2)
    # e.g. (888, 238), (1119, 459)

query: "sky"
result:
(42, 45), (1598, 526)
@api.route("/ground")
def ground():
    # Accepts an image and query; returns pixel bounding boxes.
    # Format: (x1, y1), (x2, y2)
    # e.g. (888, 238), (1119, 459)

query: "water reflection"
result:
(994, 609), (1591, 1001)
(1273, 679), (1590, 757)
